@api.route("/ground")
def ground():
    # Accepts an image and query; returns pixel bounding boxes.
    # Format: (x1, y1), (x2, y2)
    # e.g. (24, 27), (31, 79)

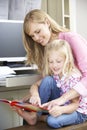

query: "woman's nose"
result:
(34, 35), (39, 41)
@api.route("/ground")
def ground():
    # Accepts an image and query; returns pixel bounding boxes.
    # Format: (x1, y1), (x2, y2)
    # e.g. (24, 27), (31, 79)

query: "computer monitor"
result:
(0, 20), (26, 62)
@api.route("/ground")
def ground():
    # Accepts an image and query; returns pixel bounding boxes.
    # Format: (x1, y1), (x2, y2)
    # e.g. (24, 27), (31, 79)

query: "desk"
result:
(0, 86), (29, 130)
(0, 70), (41, 129)
(6, 122), (87, 130)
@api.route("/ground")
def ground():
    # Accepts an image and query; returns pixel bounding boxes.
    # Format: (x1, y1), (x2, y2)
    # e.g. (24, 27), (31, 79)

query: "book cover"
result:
(0, 99), (48, 113)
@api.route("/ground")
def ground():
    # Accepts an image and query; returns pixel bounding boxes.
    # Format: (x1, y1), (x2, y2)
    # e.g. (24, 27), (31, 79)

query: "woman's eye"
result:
(49, 61), (53, 63)
(36, 30), (40, 34)
(31, 35), (34, 38)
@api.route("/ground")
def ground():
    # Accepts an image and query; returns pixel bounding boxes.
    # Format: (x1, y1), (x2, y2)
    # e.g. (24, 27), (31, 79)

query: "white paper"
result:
(0, 66), (16, 77)
(0, 57), (26, 62)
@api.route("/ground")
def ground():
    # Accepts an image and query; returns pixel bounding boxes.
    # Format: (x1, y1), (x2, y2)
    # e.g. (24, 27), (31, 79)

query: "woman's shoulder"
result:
(59, 31), (79, 39)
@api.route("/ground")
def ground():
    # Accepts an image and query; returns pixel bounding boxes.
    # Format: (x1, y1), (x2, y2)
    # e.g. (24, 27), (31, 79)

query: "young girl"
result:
(42, 39), (87, 128)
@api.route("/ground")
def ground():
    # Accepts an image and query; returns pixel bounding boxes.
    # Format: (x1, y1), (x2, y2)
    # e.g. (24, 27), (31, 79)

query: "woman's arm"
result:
(41, 88), (79, 109)
(49, 97), (79, 117)
(21, 79), (42, 105)
(29, 79), (42, 105)
(54, 88), (80, 106)
(59, 32), (87, 96)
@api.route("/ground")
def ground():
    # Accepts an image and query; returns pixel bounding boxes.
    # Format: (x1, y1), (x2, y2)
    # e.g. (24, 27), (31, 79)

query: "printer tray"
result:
(5, 74), (41, 87)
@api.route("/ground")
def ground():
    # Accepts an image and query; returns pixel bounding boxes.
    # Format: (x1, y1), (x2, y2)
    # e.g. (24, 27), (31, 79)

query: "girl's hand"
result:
(29, 95), (41, 106)
(49, 105), (62, 117)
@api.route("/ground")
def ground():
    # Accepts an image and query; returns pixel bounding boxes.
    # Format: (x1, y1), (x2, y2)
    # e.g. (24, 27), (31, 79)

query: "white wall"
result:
(76, 0), (87, 40)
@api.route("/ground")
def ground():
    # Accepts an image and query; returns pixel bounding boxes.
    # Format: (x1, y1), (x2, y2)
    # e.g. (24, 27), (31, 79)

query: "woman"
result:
(15, 9), (87, 125)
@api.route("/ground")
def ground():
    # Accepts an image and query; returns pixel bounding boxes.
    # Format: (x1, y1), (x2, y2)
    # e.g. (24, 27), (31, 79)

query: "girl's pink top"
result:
(59, 32), (87, 96)
(54, 74), (87, 114)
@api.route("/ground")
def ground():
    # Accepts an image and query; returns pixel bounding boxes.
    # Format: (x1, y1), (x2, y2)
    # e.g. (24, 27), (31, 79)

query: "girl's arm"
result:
(42, 86), (79, 108)
(49, 97), (79, 117)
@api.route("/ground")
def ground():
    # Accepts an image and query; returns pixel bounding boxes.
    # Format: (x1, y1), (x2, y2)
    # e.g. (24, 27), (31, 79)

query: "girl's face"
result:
(28, 21), (51, 46)
(48, 50), (65, 77)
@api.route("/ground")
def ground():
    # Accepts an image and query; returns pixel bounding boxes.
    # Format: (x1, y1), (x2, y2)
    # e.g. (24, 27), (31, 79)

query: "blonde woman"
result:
(15, 9), (87, 125)
(22, 9), (87, 104)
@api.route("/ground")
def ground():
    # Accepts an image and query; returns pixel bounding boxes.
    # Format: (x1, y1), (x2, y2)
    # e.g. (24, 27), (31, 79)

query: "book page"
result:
(0, 99), (48, 113)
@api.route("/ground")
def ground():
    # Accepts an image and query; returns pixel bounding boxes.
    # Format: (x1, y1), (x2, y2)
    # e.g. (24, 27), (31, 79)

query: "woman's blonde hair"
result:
(23, 9), (69, 72)
(43, 39), (80, 77)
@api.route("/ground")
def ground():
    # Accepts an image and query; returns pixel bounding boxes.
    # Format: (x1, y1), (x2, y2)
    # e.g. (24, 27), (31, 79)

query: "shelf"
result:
(64, 0), (69, 15)
(64, 15), (70, 18)
(64, 17), (70, 29)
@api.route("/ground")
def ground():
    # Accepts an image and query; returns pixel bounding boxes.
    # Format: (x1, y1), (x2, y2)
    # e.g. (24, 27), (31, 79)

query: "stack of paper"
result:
(0, 66), (16, 86)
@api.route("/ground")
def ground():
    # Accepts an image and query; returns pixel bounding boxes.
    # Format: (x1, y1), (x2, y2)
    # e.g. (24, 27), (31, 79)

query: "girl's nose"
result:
(53, 63), (57, 67)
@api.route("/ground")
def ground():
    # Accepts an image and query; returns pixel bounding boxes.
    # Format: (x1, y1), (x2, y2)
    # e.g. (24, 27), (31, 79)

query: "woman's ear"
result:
(45, 18), (50, 27)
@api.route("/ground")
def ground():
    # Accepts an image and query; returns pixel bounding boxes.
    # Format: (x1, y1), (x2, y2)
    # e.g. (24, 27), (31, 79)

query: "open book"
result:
(0, 99), (48, 113)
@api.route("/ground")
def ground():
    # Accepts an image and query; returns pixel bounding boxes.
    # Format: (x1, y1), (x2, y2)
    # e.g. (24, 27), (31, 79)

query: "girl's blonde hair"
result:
(43, 39), (80, 77)
(23, 9), (69, 72)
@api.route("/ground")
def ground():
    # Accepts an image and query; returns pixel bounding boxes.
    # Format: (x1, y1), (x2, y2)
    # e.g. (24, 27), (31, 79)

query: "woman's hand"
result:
(20, 79), (42, 104)
(29, 94), (41, 106)
(21, 93), (31, 103)
(41, 99), (61, 110)
(49, 105), (62, 117)
(29, 80), (42, 106)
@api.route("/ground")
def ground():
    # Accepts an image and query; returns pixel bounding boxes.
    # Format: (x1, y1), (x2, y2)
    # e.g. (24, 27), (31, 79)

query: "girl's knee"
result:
(47, 116), (58, 128)
(40, 76), (54, 87)
(43, 76), (53, 82)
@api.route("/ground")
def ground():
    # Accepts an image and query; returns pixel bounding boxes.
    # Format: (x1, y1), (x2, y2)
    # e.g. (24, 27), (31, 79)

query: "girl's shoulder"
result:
(69, 69), (82, 80)
(66, 70), (82, 88)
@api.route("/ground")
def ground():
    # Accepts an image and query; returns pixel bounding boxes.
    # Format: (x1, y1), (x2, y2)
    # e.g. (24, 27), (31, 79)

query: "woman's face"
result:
(28, 21), (51, 46)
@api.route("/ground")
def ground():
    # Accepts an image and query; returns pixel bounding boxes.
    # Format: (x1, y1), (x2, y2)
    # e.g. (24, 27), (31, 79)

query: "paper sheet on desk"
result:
(0, 66), (16, 79)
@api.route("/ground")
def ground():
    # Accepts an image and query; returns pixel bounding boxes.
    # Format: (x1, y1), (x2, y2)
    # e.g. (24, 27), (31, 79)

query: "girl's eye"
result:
(57, 61), (61, 63)
(56, 60), (62, 63)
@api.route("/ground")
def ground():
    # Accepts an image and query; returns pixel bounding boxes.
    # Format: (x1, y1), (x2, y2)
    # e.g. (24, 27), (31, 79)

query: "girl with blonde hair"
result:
(43, 39), (79, 77)
(41, 39), (87, 128)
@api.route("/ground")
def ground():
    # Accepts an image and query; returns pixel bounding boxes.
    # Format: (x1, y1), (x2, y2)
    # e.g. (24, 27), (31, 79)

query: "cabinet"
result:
(0, 88), (29, 130)
(41, 0), (76, 31)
